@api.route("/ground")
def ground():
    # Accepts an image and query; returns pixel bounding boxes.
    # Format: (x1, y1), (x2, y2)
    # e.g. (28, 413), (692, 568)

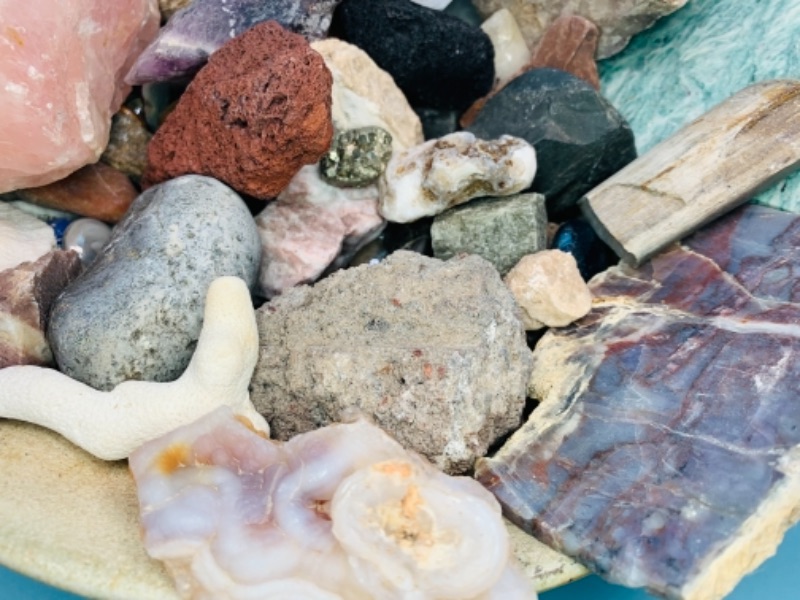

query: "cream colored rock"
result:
(311, 39), (424, 152)
(379, 132), (537, 223)
(0, 276), (267, 460)
(504, 250), (591, 330)
(481, 9), (531, 87)
(472, 0), (689, 59)
(0, 203), (56, 271)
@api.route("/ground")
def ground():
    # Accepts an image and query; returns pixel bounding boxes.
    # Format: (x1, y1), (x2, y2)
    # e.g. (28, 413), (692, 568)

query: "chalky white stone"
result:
(503, 250), (592, 330)
(481, 9), (531, 87)
(63, 218), (112, 265)
(378, 132), (537, 223)
(0, 203), (56, 271)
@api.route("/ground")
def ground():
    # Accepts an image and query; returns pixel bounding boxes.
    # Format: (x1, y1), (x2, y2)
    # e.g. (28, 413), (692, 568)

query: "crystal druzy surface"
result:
(476, 204), (800, 600)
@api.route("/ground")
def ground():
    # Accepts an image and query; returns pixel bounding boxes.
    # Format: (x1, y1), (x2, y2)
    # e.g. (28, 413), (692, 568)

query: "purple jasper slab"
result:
(126, 0), (341, 84)
(476, 204), (800, 600)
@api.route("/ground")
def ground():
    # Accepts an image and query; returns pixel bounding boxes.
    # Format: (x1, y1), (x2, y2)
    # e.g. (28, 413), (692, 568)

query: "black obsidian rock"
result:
(467, 68), (637, 219)
(414, 107), (461, 140)
(331, 0), (494, 111)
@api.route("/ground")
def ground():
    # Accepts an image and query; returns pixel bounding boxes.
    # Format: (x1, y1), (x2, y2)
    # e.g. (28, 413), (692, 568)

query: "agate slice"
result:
(130, 407), (534, 599)
(476, 204), (800, 600)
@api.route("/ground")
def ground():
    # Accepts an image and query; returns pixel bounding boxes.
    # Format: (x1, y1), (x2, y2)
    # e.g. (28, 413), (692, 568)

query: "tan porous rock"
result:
(250, 251), (532, 474)
(311, 38), (423, 152)
(504, 250), (591, 330)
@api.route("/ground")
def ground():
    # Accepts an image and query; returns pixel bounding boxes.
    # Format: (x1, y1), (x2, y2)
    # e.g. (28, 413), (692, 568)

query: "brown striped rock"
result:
(0, 250), (82, 368)
(476, 204), (800, 600)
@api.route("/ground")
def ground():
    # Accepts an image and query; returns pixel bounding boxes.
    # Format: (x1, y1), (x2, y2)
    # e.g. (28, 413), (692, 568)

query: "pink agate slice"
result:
(0, 0), (159, 192)
(130, 407), (534, 599)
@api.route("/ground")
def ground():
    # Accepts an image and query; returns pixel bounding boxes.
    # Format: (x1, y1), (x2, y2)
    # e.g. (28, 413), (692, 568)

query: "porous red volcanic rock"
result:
(143, 21), (333, 199)
(7, 163), (138, 223)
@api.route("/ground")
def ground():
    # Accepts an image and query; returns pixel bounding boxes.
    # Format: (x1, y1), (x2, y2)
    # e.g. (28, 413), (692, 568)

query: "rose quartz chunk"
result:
(0, 0), (159, 193)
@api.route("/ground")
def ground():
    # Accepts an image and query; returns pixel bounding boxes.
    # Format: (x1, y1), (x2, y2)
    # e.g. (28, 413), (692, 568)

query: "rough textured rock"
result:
(143, 21), (333, 200)
(320, 127), (393, 188)
(477, 204), (800, 600)
(431, 192), (547, 276)
(0, 0), (159, 192)
(332, 0), (495, 111)
(468, 68), (636, 219)
(379, 132), (537, 223)
(100, 106), (152, 180)
(126, 0), (342, 83)
(600, 0), (800, 213)
(529, 15), (600, 90)
(481, 9), (531, 88)
(311, 38), (424, 152)
(255, 165), (385, 298)
(0, 203), (57, 272)
(3, 163), (138, 223)
(48, 176), (261, 391)
(503, 250), (591, 330)
(250, 251), (532, 474)
(0, 251), (82, 368)
(472, 0), (688, 59)
(158, 0), (192, 20)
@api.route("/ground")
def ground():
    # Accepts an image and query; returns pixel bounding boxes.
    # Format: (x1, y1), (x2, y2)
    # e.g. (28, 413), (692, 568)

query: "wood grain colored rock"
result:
(581, 80), (800, 265)
(476, 204), (800, 600)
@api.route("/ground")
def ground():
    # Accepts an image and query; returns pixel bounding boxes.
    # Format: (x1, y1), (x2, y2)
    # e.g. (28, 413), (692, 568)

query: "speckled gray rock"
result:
(431, 192), (547, 275)
(319, 127), (393, 187)
(48, 176), (261, 391)
(250, 250), (531, 474)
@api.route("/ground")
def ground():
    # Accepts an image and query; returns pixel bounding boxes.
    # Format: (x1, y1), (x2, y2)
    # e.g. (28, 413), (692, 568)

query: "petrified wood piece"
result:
(476, 204), (800, 600)
(580, 80), (800, 265)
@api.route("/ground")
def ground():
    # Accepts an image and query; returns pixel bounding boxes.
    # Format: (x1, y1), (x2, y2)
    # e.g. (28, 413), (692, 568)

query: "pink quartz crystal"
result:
(0, 0), (159, 193)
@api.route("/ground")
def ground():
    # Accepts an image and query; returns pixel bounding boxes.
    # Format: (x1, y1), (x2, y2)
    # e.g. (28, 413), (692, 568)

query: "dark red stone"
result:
(143, 21), (333, 200)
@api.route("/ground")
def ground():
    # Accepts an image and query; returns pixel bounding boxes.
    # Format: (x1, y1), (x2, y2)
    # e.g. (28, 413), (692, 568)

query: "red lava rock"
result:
(460, 15), (600, 128)
(9, 163), (138, 223)
(528, 15), (601, 90)
(143, 21), (334, 199)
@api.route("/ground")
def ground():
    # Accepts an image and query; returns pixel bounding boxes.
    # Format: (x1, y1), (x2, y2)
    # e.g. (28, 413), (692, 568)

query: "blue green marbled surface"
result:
(599, 0), (800, 212)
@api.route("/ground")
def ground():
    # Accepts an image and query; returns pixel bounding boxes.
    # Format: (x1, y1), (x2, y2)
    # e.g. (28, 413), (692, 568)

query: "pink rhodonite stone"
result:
(0, 0), (159, 193)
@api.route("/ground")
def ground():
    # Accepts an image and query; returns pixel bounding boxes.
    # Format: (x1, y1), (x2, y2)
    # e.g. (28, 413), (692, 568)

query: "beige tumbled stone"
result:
(472, 0), (689, 59)
(480, 9), (531, 87)
(311, 39), (424, 152)
(504, 250), (591, 330)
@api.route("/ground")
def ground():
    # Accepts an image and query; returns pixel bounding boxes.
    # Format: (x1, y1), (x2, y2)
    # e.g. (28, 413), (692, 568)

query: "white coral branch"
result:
(0, 276), (267, 460)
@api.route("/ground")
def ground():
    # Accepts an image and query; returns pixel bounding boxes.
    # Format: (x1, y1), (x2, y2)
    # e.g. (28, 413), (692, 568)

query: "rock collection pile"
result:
(1, 0), (799, 599)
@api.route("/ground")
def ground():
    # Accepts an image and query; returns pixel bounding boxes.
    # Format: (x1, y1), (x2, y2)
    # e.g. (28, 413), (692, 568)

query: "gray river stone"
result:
(48, 175), (261, 391)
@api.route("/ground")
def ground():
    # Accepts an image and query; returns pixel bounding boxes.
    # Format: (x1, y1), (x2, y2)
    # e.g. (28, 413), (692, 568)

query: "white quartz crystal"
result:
(0, 202), (56, 271)
(379, 132), (537, 223)
(481, 9), (531, 87)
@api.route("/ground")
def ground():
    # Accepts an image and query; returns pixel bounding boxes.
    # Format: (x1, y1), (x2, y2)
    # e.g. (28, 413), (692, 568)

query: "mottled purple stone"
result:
(476, 204), (800, 599)
(126, 0), (342, 84)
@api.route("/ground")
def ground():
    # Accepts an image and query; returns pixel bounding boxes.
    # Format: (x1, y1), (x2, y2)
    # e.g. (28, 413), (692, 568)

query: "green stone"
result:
(599, 0), (800, 213)
(431, 192), (547, 275)
(320, 127), (393, 188)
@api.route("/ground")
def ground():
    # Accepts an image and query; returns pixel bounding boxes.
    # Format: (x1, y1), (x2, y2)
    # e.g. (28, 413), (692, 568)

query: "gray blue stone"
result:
(599, 0), (800, 212)
(48, 176), (261, 391)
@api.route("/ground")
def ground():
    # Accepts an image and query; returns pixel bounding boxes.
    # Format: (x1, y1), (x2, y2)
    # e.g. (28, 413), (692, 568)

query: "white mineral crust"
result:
(130, 408), (535, 599)
(379, 132), (537, 223)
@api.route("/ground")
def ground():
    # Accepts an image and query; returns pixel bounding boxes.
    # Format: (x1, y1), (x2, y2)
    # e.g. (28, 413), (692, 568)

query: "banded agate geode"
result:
(476, 205), (800, 600)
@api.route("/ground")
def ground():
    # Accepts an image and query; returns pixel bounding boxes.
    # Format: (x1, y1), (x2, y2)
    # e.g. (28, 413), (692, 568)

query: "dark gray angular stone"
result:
(331, 0), (494, 111)
(431, 192), (547, 275)
(467, 68), (636, 219)
(48, 176), (261, 391)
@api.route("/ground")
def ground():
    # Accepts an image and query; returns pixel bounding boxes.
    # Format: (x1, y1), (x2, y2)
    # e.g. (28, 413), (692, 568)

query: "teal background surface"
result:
(0, 522), (797, 598)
